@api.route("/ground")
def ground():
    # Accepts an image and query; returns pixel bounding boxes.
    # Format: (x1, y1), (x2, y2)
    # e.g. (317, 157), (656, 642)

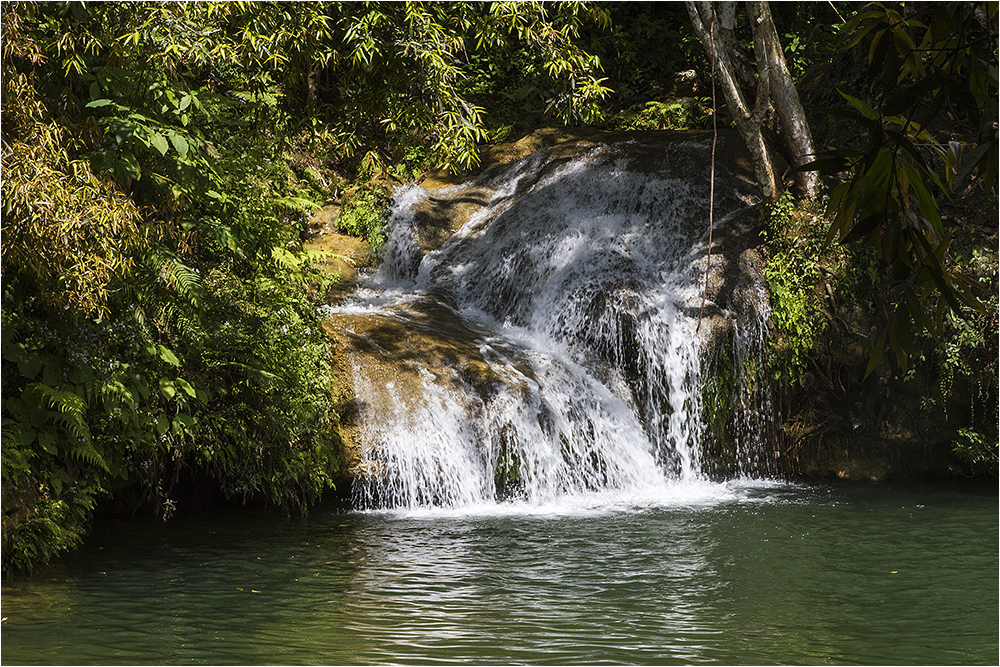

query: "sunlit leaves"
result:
(486, 1), (612, 128)
(1, 129), (145, 317)
(1, 0), (353, 574)
(329, 1), (611, 172)
(149, 132), (170, 156)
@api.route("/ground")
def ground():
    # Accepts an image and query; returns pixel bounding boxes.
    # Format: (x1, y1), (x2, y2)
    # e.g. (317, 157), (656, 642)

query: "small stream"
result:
(2, 481), (996, 665)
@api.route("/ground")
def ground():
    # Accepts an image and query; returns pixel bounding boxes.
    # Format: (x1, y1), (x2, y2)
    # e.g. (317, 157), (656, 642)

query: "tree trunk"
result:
(687, 1), (820, 201)
(747, 1), (820, 198)
(686, 1), (779, 201)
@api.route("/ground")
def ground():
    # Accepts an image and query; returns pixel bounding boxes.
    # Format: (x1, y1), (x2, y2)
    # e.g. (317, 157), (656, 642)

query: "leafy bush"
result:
(1, 258), (344, 574)
(613, 98), (711, 132)
(935, 247), (999, 477)
(336, 187), (389, 253)
(1, 2), (349, 573)
(762, 192), (832, 386)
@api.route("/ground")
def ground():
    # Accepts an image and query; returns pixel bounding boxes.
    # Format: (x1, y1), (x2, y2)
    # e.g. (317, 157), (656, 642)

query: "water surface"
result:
(2, 481), (996, 665)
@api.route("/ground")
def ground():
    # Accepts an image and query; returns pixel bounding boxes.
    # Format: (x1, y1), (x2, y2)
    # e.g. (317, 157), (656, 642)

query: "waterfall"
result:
(328, 135), (771, 510)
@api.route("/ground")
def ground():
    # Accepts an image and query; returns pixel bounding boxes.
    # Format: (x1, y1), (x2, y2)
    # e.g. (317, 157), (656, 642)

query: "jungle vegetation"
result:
(2, 1), (997, 574)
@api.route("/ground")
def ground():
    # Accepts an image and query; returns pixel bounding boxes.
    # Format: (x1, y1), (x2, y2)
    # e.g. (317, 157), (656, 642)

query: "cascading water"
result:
(327, 134), (772, 510)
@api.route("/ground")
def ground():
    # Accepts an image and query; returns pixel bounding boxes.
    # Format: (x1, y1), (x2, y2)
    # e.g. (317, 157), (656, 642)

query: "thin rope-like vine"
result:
(696, 17), (718, 333)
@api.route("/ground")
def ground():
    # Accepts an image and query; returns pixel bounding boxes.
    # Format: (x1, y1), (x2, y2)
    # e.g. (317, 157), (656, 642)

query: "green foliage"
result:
(2, 254), (343, 574)
(762, 185), (997, 479)
(933, 247), (999, 476)
(336, 187), (390, 253)
(613, 98), (711, 132)
(0, 1), (348, 573)
(312, 1), (612, 173)
(770, 2), (850, 79)
(763, 192), (832, 385)
(2, 492), (97, 575)
(951, 428), (999, 478)
(808, 1), (998, 374)
(702, 341), (739, 437)
(301, 167), (327, 193)
(3, 0), (617, 571)
(578, 3), (705, 108)
(1, 118), (145, 317)
(191, 268), (343, 506)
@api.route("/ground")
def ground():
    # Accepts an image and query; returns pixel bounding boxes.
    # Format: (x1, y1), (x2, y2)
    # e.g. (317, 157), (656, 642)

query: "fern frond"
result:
(100, 380), (136, 416)
(273, 196), (322, 214)
(130, 303), (148, 327)
(272, 246), (303, 272)
(301, 248), (336, 265)
(160, 257), (204, 309)
(23, 384), (105, 472)
(25, 383), (91, 443)
(68, 442), (110, 472)
(79, 378), (102, 406)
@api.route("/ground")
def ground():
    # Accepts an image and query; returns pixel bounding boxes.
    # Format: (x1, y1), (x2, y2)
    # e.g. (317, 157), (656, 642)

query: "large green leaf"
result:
(118, 149), (142, 181)
(17, 355), (43, 380)
(159, 378), (177, 400)
(157, 345), (181, 366)
(838, 90), (879, 121)
(175, 377), (197, 398)
(150, 132), (170, 156)
(167, 130), (189, 157)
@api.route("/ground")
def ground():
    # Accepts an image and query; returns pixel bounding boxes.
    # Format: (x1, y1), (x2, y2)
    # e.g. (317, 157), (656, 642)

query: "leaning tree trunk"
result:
(747, 1), (820, 198)
(686, 1), (779, 201)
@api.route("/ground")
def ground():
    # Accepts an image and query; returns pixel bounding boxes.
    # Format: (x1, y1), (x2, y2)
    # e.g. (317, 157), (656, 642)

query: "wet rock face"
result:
(326, 297), (512, 404)
(392, 130), (768, 366)
(410, 129), (759, 258)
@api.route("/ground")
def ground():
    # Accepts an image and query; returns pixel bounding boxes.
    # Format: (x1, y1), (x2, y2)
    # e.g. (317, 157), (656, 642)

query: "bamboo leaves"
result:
(2, 127), (145, 317)
(330, 1), (611, 172)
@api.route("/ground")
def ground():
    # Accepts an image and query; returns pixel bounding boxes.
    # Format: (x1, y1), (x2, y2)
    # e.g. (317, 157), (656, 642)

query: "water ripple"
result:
(2, 483), (996, 665)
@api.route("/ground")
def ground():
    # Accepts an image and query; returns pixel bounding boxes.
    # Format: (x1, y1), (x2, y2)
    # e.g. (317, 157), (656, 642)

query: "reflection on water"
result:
(2, 481), (997, 665)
